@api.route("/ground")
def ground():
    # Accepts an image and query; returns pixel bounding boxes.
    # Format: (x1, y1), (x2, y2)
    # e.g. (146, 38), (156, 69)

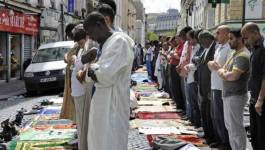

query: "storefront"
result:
(0, 8), (39, 82)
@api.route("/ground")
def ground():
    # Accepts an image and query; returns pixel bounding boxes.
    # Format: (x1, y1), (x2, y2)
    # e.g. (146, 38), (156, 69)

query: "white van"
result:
(24, 41), (75, 94)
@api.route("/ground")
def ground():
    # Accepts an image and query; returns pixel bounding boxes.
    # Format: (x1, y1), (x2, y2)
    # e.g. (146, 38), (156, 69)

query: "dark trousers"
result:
(168, 64), (185, 110)
(187, 82), (201, 127)
(161, 65), (169, 93)
(166, 64), (172, 97)
(250, 100), (265, 150)
(211, 90), (231, 148)
(146, 60), (152, 78)
(199, 89), (216, 143)
(180, 77), (186, 112)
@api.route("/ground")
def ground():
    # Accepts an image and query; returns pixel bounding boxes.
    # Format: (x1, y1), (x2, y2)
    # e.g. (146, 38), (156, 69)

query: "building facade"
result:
(154, 9), (179, 35)
(128, 0), (136, 39)
(0, 0), (41, 82)
(213, 0), (265, 34)
(180, 0), (265, 35)
(146, 13), (160, 32)
(0, 0), (83, 83)
(133, 0), (145, 45)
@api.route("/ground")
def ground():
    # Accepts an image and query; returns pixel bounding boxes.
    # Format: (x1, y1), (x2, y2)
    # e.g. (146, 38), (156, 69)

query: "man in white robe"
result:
(83, 12), (134, 150)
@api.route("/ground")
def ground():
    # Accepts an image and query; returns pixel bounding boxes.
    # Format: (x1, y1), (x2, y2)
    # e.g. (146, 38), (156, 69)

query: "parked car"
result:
(24, 41), (75, 94)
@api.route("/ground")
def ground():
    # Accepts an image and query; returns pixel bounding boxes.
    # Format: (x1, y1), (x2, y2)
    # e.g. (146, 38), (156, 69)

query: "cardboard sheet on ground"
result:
(135, 106), (176, 113)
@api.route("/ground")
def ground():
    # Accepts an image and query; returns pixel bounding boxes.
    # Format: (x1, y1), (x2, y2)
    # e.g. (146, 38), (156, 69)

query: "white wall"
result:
(114, 0), (123, 28)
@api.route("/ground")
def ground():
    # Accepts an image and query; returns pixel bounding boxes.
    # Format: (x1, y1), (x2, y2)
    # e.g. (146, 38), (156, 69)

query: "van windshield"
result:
(32, 47), (70, 63)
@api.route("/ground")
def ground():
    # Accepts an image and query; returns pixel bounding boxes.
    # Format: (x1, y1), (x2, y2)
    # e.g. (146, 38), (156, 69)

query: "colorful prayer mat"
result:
(136, 112), (181, 119)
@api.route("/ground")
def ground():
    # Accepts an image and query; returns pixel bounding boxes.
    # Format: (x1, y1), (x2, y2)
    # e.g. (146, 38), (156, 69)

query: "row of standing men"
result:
(146, 23), (265, 150)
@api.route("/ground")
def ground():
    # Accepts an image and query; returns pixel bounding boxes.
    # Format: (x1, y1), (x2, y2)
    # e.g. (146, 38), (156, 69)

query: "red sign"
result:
(0, 9), (39, 36)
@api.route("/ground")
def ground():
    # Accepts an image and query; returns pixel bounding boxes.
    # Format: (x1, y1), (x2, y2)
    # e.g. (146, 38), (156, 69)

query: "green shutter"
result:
(221, 0), (230, 3)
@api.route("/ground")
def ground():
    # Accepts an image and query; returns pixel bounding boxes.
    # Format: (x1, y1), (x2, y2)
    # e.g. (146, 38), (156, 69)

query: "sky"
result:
(141, 0), (181, 14)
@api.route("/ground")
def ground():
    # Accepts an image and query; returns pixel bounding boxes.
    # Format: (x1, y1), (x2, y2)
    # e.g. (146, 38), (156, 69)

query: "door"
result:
(9, 34), (22, 80)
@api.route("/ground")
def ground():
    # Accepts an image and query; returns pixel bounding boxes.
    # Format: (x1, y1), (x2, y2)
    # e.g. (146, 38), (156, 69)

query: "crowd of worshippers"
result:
(58, 0), (137, 150)
(145, 23), (265, 150)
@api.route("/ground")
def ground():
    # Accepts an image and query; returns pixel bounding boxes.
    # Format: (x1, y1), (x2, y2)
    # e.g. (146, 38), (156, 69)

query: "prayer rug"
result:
(19, 129), (76, 141)
(136, 112), (181, 119)
(135, 106), (176, 113)
(147, 135), (206, 147)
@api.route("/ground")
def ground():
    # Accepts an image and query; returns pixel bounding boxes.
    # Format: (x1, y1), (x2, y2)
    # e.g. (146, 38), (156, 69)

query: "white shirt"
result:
(186, 44), (200, 84)
(211, 42), (231, 90)
(71, 49), (85, 97)
(146, 46), (154, 61)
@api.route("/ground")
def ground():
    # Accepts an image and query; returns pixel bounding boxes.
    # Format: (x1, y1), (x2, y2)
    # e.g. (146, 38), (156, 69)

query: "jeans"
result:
(187, 82), (201, 127)
(146, 60), (152, 78)
(211, 90), (230, 148)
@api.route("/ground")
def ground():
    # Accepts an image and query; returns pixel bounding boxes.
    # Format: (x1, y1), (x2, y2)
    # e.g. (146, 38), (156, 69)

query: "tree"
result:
(147, 32), (159, 41)
(164, 31), (176, 37)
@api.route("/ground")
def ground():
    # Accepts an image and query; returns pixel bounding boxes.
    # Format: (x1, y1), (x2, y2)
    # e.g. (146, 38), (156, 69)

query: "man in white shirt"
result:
(84, 12), (134, 150)
(208, 25), (231, 149)
(184, 30), (202, 128)
(71, 25), (91, 150)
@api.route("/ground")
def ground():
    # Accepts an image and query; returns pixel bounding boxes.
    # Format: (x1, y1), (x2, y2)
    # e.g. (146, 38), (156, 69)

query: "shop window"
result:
(50, 0), (56, 9)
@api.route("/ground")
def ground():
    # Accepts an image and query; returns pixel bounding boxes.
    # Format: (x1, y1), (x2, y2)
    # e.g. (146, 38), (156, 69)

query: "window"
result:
(32, 47), (70, 63)
(50, 0), (56, 9)
(38, 0), (44, 7)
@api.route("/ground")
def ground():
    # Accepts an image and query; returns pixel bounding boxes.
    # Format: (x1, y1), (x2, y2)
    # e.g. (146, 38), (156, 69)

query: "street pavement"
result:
(0, 80), (26, 100)
(0, 94), (253, 150)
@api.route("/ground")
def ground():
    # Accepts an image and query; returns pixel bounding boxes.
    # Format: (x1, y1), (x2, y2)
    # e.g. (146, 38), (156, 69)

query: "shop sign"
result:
(0, 9), (39, 36)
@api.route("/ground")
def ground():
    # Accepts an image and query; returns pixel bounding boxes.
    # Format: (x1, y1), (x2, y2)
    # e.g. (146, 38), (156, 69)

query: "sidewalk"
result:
(0, 80), (26, 100)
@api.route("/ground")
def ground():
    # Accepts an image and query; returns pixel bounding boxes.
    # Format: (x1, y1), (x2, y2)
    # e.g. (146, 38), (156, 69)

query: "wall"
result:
(114, 0), (122, 28)
(121, 0), (129, 33)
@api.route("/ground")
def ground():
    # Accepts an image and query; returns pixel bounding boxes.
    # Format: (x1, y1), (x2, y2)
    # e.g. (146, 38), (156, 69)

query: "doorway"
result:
(10, 34), (22, 80)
